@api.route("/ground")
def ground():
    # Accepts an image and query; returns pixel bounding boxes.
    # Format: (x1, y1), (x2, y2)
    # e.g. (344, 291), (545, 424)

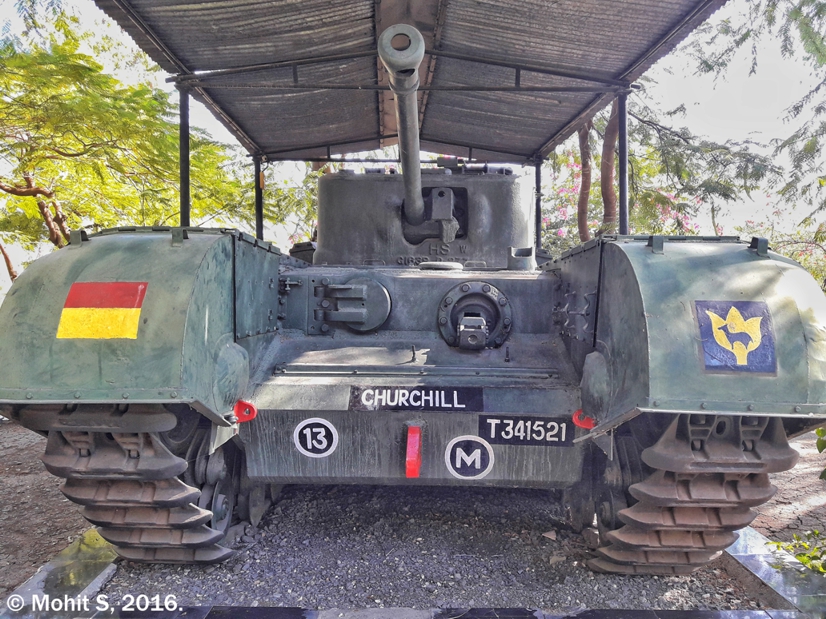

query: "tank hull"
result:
(0, 228), (824, 573)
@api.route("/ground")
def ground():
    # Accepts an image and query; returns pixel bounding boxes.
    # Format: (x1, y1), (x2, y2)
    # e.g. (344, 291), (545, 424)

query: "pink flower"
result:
(556, 229), (567, 237)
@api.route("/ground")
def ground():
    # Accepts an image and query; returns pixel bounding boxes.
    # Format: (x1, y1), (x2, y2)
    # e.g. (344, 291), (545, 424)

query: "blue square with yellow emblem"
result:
(695, 300), (776, 373)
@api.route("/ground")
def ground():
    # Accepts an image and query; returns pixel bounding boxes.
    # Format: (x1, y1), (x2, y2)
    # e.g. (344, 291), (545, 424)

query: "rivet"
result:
(700, 402), (707, 409)
(482, 284), (491, 293)
(25, 392), (33, 400)
(321, 324), (330, 333)
(74, 392), (81, 399)
(747, 404), (754, 411)
(794, 405), (802, 413)
(321, 300), (331, 308)
(498, 297), (507, 306)
(170, 391), (178, 398)
(461, 284), (470, 292)
(653, 401), (659, 407)
(321, 278), (330, 285)
(439, 317), (448, 325)
(503, 318), (511, 326)
(122, 393), (129, 399)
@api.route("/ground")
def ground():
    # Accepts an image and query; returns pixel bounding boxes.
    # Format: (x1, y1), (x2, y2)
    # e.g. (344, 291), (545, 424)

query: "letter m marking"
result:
(455, 447), (481, 469)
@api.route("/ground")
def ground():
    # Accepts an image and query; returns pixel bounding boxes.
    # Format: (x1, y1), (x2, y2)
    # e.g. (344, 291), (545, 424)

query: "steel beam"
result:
(183, 82), (618, 95)
(254, 157), (264, 240)
(535, 161), (543, 251)
(179, 87), (190, 228)
(618, 93), (629, 235)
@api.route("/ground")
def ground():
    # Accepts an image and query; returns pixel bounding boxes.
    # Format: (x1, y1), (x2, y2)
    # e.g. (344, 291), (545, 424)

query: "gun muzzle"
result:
(378, 24), (426, 226)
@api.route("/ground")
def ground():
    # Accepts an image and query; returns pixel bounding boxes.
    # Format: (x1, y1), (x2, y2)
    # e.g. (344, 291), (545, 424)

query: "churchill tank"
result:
(1, 23), (825, 575)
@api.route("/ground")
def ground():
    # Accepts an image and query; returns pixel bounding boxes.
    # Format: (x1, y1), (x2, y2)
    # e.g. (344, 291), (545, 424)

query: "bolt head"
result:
(794, 405), (802, 413)
(439, 317), (448, 325)
(25, 393), (32, 400)
(700, 402), (707, 409)
(498, 297), (507, 306)
(503, 318), (511, 326)
(321, 278), (330, 285)
(482, 284), (491, 293)
(747, 404), (754, 411)
(170, 391), (178, 398)
(461, 284), (470, 292)
(74, 392), (81, 399)
(122, 393), (129, 399)
(445, 297), (453, 305)
(321, 324), (330, 333)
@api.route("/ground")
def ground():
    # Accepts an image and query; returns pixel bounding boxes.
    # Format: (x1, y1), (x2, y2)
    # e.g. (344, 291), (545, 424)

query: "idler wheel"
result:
(199, 477), (236, 534)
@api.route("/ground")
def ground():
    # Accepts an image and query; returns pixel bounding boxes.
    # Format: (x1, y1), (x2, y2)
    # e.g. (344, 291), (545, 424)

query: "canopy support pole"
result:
(254, 157), (264, 239)
(618, 92), (629, 235)
(179, 86), (190, 227)
(535, 161), (543, 251)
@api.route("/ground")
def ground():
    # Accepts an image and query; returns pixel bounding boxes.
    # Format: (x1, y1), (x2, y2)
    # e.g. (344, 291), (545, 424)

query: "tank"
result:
(0, 24), (825, 575)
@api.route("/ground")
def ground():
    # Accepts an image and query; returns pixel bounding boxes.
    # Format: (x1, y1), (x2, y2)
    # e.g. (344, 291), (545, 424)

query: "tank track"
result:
(30, 406), (235, 564)
(588, 414), (799, 575)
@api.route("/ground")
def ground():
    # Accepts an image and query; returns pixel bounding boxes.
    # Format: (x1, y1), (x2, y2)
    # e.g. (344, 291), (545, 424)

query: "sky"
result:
(1, 0), (823, 258)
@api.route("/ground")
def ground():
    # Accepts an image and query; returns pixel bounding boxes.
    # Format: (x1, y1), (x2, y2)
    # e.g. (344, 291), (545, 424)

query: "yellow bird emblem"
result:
(706, 306), (763, 365)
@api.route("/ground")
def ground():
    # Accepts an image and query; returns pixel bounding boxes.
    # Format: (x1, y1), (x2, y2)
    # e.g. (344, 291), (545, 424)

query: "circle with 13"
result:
(293, 417), (339, 458)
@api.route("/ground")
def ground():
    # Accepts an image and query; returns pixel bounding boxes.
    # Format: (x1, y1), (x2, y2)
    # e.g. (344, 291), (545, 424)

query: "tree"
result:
(541, 91), (781, 253)
(0, 19), (253, 281)
(689, 0), (826, 218)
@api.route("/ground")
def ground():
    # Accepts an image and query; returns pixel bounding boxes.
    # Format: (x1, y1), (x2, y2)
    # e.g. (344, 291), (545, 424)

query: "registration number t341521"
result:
(479, 415), (573, 446)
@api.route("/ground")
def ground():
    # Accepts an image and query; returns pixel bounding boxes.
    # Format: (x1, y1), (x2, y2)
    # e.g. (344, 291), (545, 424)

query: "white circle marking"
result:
(293, 417), (339, 458)
(444, 434), (495, 480)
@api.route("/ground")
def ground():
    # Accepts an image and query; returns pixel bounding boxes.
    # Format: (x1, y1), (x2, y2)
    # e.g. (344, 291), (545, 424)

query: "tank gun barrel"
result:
(378, 24), (426, 226)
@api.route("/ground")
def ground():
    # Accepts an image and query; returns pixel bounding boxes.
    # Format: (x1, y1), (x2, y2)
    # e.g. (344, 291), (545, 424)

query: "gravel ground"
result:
(101, 483), (790, 612)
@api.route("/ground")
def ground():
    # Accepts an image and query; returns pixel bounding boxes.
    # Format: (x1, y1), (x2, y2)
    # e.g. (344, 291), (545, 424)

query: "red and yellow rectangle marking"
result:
(56, 282), (148, 339)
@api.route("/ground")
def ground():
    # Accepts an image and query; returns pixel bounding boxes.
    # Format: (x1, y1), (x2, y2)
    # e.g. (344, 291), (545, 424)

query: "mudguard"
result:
(0, 228), (279, 424)
(565, 237), (826, 425)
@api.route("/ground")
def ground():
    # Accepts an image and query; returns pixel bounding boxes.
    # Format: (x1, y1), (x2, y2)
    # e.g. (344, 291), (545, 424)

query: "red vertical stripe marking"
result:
(64, 282), (148, 309)
(406, 425), (422, 478)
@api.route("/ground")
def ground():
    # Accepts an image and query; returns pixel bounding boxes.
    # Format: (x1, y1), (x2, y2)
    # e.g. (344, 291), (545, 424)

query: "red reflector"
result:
(234, 400), (258, 423)
(406, 425), (422, 478)
(572, 409), (596, 430)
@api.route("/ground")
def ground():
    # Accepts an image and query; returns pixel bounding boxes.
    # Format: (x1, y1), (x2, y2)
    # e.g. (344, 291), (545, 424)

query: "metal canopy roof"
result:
(95, 0), (726, 163)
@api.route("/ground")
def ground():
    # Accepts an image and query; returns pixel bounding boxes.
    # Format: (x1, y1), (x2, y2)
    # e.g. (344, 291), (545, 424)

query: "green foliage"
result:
(540, 97), (780, 252)
(736, 208), (826, 290)
(263, 164), (324, 244)
(769, 529), (826, 573)
(0, 22), (254, 252)
(689, 0), (826, 216)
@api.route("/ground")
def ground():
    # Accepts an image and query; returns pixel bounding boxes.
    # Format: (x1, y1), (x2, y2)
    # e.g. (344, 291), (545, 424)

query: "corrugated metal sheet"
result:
(93, 0), (726, 162)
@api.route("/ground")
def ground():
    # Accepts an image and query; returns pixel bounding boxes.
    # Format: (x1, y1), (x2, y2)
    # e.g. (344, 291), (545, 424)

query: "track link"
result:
(41, 422), (234, 564)
(588, 414), (798, 575)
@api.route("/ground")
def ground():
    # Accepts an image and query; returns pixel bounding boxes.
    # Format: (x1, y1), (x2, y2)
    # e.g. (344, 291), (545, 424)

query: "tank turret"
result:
(313, 25), (536, 269)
